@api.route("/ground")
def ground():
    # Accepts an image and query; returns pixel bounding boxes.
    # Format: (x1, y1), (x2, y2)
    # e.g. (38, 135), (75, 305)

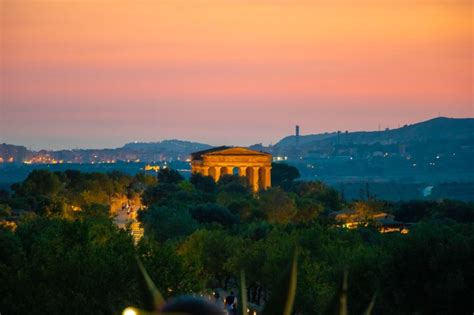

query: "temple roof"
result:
(190, 146), (271, 161)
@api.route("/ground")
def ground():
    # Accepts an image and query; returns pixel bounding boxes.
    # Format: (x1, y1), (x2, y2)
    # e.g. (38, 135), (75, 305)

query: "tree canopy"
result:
(1, 168), (473, 314)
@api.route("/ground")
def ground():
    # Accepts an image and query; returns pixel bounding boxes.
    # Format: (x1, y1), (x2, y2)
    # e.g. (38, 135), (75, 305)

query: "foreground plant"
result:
(123, 249), (375, 315)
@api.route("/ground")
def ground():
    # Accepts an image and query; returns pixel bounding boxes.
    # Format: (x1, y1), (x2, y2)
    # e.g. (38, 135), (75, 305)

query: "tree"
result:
(13, 170), (62, 197)
(0, 215), (139, 314)
(178, 229), (244, 289)
(259, 188), (297, 224)
(0, 203), (12, 217)
(218, 174), (249, 191)
(137, 239), (204, 296)
(291, 181), (342, 211)
(190, 173), (217, 194)
(377, 222), (474, 314)
(271, 163), (300, 189)
(434, 199), (474, 223)
(189, 203), (238, 226)
(214, 175), (253, 221)
(226, 199), (255, 222)
(138, 205), (198, 242)
(157, 168), (184, 184)
(293, 197), (324, 223)
(81, 203), (110, 218)
(134, 172), (158, 187)
(393, 200), (433, 222)
(0, 188), (9, 201)
(141, 183), (181, 206)
(353, 199), (391, 218)
(228, 227), (298, 306)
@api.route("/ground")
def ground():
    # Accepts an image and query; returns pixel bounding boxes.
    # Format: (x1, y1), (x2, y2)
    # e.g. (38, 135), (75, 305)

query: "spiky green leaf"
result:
(238, 270), (249, 315)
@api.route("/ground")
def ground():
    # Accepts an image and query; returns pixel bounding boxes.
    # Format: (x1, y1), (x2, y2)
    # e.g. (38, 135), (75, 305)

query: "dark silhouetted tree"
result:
(138, 205), (198, 242)
(190, 173), (217, 194)
(259, 187), (297, 224)
(189, 203), (238, 226)
(271, 163), (300, 189)
(157, 168), (184, 184)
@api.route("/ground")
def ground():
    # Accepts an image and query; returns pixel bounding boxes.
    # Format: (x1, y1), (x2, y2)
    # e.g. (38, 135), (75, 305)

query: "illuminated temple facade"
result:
(190, 147), (271, 192)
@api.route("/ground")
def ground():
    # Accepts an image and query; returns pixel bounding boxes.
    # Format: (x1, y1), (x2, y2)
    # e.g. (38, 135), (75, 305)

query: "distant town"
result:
(1, 117), (473, 201)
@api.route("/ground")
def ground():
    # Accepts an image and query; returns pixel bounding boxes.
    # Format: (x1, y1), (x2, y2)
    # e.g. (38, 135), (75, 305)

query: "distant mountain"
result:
(123, 139), (211, 153)
(0, 140), (213, 164)
(268, 117), (474, 187)
(1, 117), (473, 166)
(275, 117), (474, 149)
(276, 132), (337, 147)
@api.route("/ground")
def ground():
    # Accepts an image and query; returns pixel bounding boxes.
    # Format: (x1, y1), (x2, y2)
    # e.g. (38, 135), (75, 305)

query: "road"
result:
(112, 196), (144, 244)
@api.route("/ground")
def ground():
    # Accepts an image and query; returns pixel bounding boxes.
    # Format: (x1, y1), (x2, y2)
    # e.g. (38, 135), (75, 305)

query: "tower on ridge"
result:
(295, 125), (300, 145)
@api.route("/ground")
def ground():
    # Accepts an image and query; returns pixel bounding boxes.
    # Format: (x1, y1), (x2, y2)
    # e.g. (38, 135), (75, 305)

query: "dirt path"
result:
(111, 195), (144, 244)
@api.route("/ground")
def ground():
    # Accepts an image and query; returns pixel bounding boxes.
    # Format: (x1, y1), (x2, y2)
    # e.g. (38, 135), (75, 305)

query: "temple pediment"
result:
(191, 146), (270, 160)
(205, 147), (270, 156)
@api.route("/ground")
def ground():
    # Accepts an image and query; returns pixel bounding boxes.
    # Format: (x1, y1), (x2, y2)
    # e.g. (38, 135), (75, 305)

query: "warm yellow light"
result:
(144, 165), (160, 172)
(122, 307), (137, 315)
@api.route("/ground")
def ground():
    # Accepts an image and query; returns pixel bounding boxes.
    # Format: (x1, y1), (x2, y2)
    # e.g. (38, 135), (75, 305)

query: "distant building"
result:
(190, 146), (272, 192)
(399, 144), (407, 156)
(329, 209), (410, 234)
(295, 125), (300, 145)
(144, 165), (160, 172)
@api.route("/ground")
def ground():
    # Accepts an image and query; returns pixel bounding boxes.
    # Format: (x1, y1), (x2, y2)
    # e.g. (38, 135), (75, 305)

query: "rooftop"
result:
(190, 146), (271, 161)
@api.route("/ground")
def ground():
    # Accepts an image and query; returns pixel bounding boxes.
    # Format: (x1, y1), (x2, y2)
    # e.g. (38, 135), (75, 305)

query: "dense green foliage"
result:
(1, 167), (473, 314)
(0, 215), (138, 314)
(5, 169), (156, 217)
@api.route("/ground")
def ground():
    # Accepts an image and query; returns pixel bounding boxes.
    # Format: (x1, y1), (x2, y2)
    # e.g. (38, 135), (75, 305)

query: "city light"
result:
(144, 165), (160, 172)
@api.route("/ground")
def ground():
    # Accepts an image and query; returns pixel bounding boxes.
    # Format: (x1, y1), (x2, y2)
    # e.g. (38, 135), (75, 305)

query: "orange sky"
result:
(1, 0), (472, 149)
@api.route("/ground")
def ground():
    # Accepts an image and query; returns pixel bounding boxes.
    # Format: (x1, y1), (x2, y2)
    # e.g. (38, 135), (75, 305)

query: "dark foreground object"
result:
(160, 296), (226, 315)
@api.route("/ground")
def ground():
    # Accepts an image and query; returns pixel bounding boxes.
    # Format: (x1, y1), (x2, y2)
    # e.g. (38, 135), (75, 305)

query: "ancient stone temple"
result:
(190, 146), (272, 192)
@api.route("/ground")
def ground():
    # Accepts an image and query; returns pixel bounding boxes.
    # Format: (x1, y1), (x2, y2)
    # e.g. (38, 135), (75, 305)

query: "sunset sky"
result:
(1, 0), (472, 150)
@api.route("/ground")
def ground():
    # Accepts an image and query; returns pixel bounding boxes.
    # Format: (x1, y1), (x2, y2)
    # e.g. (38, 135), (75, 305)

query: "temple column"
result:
(213, 167), (221, 182)
(264, 166), (272, 189)
(220, 166), (228, 176)
(238, 166), (247, 177)
(251, 167), (260, 192)
(225, 166), (234, 176)
(201, 166), (209, 176)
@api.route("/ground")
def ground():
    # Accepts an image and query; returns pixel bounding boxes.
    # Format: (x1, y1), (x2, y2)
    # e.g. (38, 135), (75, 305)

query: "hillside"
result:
(0, 140), (212, 164)
(275, 117), (474, 149)
(122, 139), (211, 153)
(269, 117), (474, 191)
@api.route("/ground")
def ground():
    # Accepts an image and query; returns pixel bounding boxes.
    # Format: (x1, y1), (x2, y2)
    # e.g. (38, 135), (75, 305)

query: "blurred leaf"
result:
(337, 270), (348, 315)
(362, 293), (377, 315)
(238, 270), (248, 315)
(261, 247), (299, 315)
(283, 247), (298, 315)
(136, 256), (166, 311)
